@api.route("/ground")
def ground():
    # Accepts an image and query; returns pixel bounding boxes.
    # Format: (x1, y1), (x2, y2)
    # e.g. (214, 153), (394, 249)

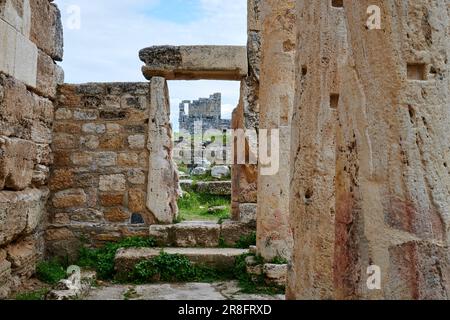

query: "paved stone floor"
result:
(86, 281), (285, 300)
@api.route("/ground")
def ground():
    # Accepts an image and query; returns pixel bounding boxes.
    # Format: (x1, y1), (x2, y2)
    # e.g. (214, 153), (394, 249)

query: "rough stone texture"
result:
(263, 263), (287, 287)
(0, 188), (48, 246)
(179, 93), (231, 134)
(149, 221), (221, 248)
(239, 203), (257, 225)
(147, 77), (180, 224)
(140, 46), (248, 81)
(230, 0), (260, 225)
(220, 220), (255, 247)
(115, 247), (249, 274)
(86, 281), (284, 301)
(0, 0), (62, 296)
(256, 0), (295, 262)
(48, 83), (162, 254)
(288, 0), (450, 300)
(0, 136), (36, 191)
(195, 181), (231, 196)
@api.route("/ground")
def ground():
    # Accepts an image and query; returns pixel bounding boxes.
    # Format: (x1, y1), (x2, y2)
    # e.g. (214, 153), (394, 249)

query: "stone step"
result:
(115, 247), (249, 274)
(149, 220), (255, 248)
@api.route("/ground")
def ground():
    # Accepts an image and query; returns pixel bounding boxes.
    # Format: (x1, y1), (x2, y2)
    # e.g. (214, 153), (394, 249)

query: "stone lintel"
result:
(139, 45), (248, 81)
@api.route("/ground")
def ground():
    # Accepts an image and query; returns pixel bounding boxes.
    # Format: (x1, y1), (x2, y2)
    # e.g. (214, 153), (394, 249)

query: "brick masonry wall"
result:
(47, 83), (158, 259)
(0, 0), (63, 298)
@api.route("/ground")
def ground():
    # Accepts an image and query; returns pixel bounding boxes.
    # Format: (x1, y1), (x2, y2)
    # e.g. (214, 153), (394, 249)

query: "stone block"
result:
(128, 134), (145, 149)
(52, 188), (87, 208)
(0, 136), (36, 191)
(104, 208), (130, 223)
(115, 247), (248, 275)
(128, 188), (145, 212)
(99, 193), (124, 207)
(195, 181), (231, 196)
(239, 203), (256, 225)
(99, 174), (126, 192)
(29, 0), (63, 61)
(0, 18), (17, 76)
(220, 220), (255, 246)
(263, 263), (287, 287)
(0, 0), (31, 36)
(0, 188), (47, 246)
(127, 169), (145, 185)
(36, 49), (63, 98)
(14, 29), (38, 87)
(0, 251), (12, 299)
(7, 236), (40, 278)
(140, 46), (248, 80)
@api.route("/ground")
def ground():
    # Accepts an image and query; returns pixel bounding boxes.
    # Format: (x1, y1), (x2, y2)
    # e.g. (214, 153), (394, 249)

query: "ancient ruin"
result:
(1, 0), (450, 301)
(179, 93), (231, 134)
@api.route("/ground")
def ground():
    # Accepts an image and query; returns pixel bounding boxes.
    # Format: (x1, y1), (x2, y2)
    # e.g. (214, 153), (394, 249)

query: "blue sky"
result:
(54, 0), (247, 130)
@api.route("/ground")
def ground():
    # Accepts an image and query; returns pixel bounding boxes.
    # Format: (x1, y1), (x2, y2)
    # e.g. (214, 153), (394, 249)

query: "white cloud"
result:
(54, 0), (246, 131)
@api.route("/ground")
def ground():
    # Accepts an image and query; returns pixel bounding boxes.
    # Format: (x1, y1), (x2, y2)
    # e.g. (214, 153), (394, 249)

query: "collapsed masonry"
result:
(1, 0), (450, 300)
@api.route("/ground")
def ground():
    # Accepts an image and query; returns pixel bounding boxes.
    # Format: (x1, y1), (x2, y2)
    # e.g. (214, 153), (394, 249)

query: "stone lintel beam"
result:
(139, 45), (248, 81)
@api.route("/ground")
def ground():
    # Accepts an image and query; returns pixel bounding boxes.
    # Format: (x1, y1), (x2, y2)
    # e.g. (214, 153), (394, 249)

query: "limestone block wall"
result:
(288, 0), (450, 300)
(47, 81), (179, 259)
(0, 0), (63, 298)
(256, 0), (295, 262)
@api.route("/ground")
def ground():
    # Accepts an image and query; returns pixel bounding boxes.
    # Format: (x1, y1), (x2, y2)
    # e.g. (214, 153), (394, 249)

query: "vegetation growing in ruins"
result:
(177, 191), (231, 222)
(234, 232), (256, 249)
(15, 288), (50, 301)
(36, 260), (67, 285)
(77, 237), (156, 280)
(123, 252), (234, 284)
(234, 253), (284, 295)
(271, 256), (289, 265)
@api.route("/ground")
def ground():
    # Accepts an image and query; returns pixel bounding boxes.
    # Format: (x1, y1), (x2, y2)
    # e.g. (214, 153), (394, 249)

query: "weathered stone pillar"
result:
(256, 0), (295, 261)
(287, 0), (344, 299)
(147, 77), (180, 224)
(288, 0), (450, 300)
(230, 0), (261, 222)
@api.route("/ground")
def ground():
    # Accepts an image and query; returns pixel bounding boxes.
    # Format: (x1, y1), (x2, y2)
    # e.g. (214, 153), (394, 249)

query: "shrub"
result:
(36, 260), (66, 285)
(128, 252), (234, 284)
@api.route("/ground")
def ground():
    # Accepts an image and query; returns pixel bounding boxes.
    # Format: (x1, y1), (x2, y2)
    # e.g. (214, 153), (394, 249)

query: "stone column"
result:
(288, 0), (450, 300)
(230, 0), (261, 222)
(256, 0), (295, 261)
(287, 0), (344, 299)
(147, 77), (180, 224)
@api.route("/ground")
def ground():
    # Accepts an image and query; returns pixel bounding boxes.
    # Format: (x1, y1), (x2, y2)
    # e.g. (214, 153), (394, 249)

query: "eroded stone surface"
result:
(146, 77), (180, 224)
(288, 0), (450, 300)
(256, 0), (295, 262)
(140, 46), (248, 80)
(115, 247), (248, 274)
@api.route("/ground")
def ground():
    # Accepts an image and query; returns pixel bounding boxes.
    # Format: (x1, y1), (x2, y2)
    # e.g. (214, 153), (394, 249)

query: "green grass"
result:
(15, 288), (50, 300)
(122, 251), (234, 284)
(177, 191), (231, 222)
(36, 260), (67, 285)
(77, 237), (156, 280)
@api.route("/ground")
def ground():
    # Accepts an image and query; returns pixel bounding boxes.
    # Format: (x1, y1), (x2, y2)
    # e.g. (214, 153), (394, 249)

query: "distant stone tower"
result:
(179, 93), (231, 134)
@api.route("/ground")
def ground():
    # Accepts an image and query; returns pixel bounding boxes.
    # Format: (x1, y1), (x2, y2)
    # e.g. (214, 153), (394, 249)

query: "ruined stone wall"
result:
(179, 92), (231, 134)
(288, 0), (450, 300)
(47, 79), (179, 259)
(256, 0), (295, 262)
(0, 0), (63, 297)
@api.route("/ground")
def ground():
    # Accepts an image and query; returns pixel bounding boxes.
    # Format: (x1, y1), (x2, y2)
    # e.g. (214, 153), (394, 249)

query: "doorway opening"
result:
(169, 80), (240, 222)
